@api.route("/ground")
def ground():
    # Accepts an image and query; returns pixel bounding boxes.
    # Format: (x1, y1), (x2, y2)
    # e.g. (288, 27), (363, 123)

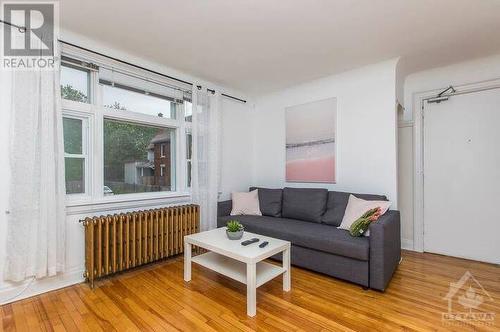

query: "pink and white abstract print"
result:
(285, 98), (336, 183)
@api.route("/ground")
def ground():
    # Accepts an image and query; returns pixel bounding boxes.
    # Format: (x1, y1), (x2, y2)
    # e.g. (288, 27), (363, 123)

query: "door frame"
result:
(412, 78), (500, 252)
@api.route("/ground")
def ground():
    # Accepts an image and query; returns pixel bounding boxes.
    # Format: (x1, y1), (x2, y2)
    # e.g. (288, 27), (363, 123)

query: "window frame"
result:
(62, 112), (91, 198)
(60, 61), (92, 104)
(61, 44), (190, 210)
(101, 117), (177, 194)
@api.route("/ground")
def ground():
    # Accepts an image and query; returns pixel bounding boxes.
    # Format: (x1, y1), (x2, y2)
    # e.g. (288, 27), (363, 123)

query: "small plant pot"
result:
(226, 229), (244, 240)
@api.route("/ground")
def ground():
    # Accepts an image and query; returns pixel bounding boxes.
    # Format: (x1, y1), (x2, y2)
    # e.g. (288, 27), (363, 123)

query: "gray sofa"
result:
(217, 187), (401, 291)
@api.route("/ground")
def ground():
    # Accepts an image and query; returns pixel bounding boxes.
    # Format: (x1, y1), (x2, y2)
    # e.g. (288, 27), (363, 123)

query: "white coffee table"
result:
(183, 228), (291, 317)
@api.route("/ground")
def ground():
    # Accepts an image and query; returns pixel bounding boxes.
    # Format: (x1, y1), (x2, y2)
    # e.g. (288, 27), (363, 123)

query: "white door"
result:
(423, 87), (500, 264)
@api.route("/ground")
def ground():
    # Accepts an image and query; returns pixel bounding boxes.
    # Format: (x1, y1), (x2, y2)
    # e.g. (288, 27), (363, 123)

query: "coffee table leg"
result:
(246, 262), (256, 317)
(283, 247), (291, 291)
(184, 241), (191, 282)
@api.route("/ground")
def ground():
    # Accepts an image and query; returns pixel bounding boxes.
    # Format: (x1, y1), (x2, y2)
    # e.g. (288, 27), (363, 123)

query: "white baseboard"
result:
(401, 238), (414, 251)
(0, 267), (85, 305)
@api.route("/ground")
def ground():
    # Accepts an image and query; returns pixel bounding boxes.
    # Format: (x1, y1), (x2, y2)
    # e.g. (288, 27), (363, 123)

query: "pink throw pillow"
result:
(230, 190), (262, 216)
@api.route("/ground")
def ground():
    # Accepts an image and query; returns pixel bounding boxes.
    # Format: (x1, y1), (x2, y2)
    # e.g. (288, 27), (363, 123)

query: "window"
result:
(61, 63), (90, 103)
(102, 83), (176, 118)
(63, 117), (87, 194)
(185, 100), (192, 122)
(61, 53), (189, 204)
(103, 119), (175, 195)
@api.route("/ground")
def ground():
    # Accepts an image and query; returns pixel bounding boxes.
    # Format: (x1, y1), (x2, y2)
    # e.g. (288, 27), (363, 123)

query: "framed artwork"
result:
(285, 97), (337, 183)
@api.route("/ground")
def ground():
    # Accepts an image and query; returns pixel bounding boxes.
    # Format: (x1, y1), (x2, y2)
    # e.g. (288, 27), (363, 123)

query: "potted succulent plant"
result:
(226, 220), (244, 240)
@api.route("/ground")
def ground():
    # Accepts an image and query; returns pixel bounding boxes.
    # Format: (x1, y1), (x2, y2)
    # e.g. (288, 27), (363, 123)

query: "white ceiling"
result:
(59, 0), (500, 96)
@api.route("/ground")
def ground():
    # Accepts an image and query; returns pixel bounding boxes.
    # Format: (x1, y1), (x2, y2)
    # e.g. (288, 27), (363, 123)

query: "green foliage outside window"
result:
(61, 84), (88, 103)
(103, 120), (160, 183)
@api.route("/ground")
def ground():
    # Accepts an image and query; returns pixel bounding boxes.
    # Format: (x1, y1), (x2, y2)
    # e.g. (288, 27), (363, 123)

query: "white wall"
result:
(219, 98), (255, 200)
(398, 53), (500, 250)
(398, 124), (414, 249)
(396, 57), (409, 106)
(0, 32), (252, 304)
(252, 59), (399, 205)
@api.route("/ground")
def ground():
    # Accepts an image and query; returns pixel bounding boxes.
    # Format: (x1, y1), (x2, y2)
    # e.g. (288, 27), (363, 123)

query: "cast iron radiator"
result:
(82, 204), (200, 287)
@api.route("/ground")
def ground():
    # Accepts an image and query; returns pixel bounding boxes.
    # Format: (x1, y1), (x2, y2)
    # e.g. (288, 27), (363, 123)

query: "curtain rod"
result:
(59, 40), (247, 103)
(0, 19), (246, 103)
(0, 19), (26, 32)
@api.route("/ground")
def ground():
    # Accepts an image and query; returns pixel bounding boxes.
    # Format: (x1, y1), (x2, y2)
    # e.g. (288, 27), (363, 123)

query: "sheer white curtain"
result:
(4, 32), (66, 282)
(191, 86), (220, 231)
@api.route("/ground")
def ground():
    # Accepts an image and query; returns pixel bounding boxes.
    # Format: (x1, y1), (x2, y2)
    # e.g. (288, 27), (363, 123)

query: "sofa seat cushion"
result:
(322, 191), (388, 226)
(218, 215), (369, 261)
(282, 187), (328, 223)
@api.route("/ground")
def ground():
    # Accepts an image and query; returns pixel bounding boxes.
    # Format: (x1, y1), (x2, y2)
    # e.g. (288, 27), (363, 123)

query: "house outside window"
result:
(104, 120), (175, 194)
(160, 164), (166, 177)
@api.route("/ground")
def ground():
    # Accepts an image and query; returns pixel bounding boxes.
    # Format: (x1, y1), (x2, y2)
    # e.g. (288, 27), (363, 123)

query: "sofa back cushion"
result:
(249, 187), (283, 217)
(282, 187), (328, 223)
(321, 191), (388, 226)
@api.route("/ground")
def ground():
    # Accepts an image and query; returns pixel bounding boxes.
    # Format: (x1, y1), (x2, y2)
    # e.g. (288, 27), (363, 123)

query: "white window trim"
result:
(101, 106), (179, 128)
(66, 191), (191, 215)
(61, 44), (191, 210)
(160, 144), (165, 158)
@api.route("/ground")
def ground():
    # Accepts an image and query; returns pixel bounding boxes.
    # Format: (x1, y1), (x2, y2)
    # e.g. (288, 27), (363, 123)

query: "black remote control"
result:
(259, 241), (269, 248)
(241, 238), (260, 246)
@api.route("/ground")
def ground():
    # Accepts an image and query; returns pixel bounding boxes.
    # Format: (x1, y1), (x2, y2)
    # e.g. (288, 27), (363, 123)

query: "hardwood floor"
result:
(1, 250), (499, 331)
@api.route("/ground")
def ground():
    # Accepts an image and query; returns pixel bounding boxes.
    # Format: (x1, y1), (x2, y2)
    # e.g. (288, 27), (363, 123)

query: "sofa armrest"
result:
(369, 210), (401, 291)
(218, 200), (232, 217)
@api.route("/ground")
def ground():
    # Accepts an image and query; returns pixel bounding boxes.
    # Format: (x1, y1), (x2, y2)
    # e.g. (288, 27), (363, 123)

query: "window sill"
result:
(66, 191), (191, 215)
